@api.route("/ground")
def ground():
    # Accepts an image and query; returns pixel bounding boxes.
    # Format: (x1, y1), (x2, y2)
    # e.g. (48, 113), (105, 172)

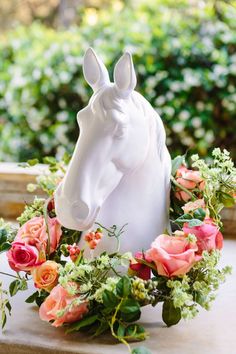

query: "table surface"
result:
(0, 240), (236, 354)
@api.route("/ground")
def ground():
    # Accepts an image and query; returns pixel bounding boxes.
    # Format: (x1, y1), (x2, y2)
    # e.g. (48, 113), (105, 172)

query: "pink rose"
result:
(7, 242), (40, 272)
(183, 218), (223, 254)
(39, 284), (88, 327)
(175, 166), (205, 202)
(16, 216), (62, 254)
(146, 234), (198, 277)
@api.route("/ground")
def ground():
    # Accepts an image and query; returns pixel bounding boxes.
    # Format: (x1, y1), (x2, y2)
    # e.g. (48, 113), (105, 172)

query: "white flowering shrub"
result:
(0, 1), (235, 162)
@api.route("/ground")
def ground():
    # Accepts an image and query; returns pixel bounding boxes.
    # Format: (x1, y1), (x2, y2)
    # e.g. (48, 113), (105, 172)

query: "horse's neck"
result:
(96, 124), (169, 253)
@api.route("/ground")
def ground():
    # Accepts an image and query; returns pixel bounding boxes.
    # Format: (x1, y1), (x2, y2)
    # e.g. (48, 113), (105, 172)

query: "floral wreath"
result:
(0, 148), (235, 354)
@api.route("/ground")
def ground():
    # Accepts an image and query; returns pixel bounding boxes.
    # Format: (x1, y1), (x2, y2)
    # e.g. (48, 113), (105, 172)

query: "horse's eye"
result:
(106, 109), (127, 139)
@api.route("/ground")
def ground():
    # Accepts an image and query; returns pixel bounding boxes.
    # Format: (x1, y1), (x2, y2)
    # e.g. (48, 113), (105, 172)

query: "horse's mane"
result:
(131, 91), (169, 164)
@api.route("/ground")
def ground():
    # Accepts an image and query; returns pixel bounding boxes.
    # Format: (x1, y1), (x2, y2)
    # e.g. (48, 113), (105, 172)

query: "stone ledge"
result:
(0, 162), (47, 219)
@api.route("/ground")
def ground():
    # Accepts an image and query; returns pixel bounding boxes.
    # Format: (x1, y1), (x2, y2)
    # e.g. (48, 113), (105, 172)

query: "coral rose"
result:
(146, 234), (198, 277)
(175, 166), (205, 202)
(7, 242), (40, 272)
(32, 261), (59, 292)
(183, 218), (223, 254)
(39, 284), (88, 327)
(16, 216), (62, 254)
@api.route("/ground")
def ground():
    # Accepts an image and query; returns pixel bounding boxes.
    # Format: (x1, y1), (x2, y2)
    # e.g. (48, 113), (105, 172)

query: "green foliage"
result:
(132, 347), (152, 354)
(0, 219), (17, 253)
(191, 148), (236, 225)
(17, 197), (45, 226)
(162, 300), (181, 327)
(9, 278), (28, 297)
(0, 281), (11, 330)
(0, 1), (236, 162)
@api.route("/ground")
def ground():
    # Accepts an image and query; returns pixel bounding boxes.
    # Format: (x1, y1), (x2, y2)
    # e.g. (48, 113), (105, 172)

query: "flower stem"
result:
(0, 272), (19, 279)
(170, 175), (195, 200)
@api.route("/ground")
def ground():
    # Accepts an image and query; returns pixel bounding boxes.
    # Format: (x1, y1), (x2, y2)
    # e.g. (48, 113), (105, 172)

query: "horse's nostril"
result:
(72, 200), (90, 220)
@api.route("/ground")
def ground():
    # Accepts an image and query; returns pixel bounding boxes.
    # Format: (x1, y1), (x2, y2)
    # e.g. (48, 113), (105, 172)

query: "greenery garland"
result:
(0, 148), (235, 354)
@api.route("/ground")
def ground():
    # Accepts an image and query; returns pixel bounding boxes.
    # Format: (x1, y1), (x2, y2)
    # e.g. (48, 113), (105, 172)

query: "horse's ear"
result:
(114, 52), (137, 98)
(83, 48), (110, 92)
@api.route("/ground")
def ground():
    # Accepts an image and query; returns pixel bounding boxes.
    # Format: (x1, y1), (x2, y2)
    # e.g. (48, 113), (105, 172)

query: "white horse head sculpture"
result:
(55, 48), (171, 254)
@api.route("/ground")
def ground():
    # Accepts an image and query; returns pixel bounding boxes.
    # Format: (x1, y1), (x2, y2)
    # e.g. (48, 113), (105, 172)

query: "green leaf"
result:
(0, 242), (12, 253)
(193, 208), (206, 221)
(171, 155), (185, 176)
(19, 278), (28, 291)
(194, 292), (207, 307)
(25, 291), (39, 303)
(102, 290), (119, 308)
(132, 346), (152, 354)
(5, 301), (12, 315)
(62, 152), (71, 165)
(187, 219), (203, 227)
(9, 279), (27, 296)
(175, 213), (192, 222)
(117, 323), (126, 337)
(9, 279), (21, 297)
(120, 298), (140, 314)
(43, 156), (57, 166)
(1, 311), (6, 329)
(162, 300), (181, 327)
(120, 299), (141, 322)
(116, 276), (131, 298)
(93, 321), (109, 337)
(219, 192), (235, 207)
(0, 229), (7, 243)
(27, 158), (39, 166)
(66, 314), (98, 334)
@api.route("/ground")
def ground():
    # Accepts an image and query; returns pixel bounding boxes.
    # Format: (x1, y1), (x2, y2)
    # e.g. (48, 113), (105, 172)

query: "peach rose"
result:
(175, 166), (205, 202)
(183, 218), (223, 254)
(7, 242), (40, 272)
(39, 284), (88, 327)
(182, 199), (206, 214)
(47, 217), (62, 254)
(32, 260), (59, 292)
(146, 234), (198, 277)
(16, 216), (62, 254)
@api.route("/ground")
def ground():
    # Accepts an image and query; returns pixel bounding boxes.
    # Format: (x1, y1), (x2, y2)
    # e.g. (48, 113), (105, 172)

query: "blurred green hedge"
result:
(0, 1), (236, 162)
